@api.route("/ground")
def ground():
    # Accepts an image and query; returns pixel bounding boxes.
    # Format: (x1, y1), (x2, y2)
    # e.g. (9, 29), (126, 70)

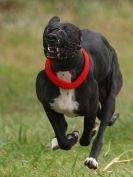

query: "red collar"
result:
(45, 48), (90, 89)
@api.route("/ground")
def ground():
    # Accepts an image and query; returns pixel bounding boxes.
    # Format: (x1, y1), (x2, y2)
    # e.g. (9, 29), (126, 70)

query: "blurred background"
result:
(0, 0), (133, 176)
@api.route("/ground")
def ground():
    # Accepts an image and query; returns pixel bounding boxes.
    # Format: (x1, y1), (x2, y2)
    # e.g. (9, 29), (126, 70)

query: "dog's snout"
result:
(47, 33), (57, 41)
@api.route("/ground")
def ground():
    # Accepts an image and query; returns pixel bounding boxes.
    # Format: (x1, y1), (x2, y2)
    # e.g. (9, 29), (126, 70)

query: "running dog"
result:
(36, 16), (122, 169)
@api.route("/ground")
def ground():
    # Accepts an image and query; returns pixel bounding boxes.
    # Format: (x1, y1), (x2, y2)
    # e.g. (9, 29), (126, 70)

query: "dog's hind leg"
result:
(98, 107), (120, 126)
(84, 50), (122, 169)
(44, 105), (79, 150)
(85, 94), (116, 169)
(108, 113), (120, 126)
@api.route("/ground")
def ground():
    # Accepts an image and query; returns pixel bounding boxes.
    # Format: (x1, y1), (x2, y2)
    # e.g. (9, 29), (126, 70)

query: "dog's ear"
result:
(48, 16), (60, 25)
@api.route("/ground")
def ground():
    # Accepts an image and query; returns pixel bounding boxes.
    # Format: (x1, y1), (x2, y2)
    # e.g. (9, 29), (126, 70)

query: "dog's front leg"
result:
(79, 113), (97, 146)
(44, 105), (79, 150)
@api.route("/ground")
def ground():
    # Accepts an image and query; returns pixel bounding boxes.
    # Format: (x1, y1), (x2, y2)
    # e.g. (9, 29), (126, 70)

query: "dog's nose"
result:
(47, 33), (57, 41)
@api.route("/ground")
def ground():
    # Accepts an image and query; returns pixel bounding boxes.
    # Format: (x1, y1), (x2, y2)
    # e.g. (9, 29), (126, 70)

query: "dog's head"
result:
(43, 16), (81, 62)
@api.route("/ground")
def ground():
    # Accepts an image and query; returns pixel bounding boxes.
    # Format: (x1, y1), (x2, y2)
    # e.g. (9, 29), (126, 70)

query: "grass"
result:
(0, 0), (133, 176)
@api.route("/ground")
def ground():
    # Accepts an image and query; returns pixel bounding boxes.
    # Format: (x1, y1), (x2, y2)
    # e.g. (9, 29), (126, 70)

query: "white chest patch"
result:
(50, 71), (79, 117)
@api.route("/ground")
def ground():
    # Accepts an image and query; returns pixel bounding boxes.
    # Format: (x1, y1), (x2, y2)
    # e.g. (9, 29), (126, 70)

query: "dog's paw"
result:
(108, 113), (119, 126)
(67, 131), (79, 144)
(72, 131), (80, 139)
(84, 157), (98, 169)
(51, 137), (59, 150)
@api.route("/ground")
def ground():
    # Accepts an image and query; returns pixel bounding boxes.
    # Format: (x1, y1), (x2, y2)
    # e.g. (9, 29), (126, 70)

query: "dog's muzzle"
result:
(44, 33), (62, 60)
(44, 26), (81, 58)
(43, 27), (81, 71)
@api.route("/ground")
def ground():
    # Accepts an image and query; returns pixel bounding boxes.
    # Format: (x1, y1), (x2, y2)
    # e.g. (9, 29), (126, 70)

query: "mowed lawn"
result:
(0, 1), (133, 177)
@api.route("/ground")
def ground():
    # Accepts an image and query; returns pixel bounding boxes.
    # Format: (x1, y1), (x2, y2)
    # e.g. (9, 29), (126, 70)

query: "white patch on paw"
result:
(51, 137), (59, 150)
(67, 134), (73, 140)
(84, 157), (98, 169)
(73, 131), (79, 139)
(67, 131), (79, 140)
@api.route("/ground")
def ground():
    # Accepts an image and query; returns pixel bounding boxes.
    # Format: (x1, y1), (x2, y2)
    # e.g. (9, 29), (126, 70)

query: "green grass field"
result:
(0, 1), (133, 176)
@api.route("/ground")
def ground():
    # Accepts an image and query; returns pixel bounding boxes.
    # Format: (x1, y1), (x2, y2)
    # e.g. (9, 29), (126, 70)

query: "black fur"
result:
(36, 16), (122, 169)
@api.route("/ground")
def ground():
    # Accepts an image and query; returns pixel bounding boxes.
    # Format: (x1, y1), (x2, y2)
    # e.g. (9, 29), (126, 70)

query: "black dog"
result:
(36, 16), (122, 169)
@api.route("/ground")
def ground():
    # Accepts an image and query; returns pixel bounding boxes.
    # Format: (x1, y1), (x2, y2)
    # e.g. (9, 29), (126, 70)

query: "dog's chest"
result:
(50, 71), (79, 117)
